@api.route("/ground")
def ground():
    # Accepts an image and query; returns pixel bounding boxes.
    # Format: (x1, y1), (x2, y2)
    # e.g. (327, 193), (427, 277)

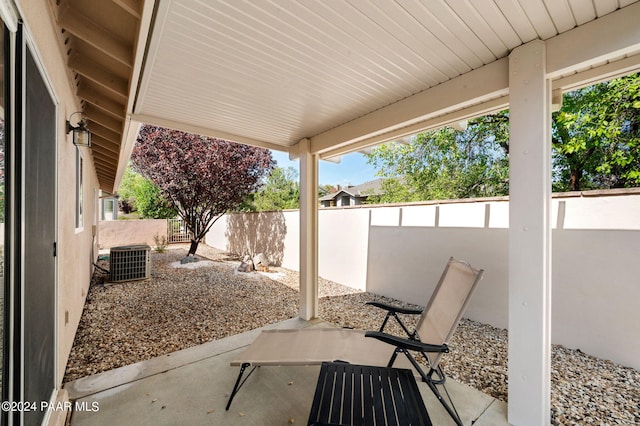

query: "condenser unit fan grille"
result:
(109, 245), (151, 282)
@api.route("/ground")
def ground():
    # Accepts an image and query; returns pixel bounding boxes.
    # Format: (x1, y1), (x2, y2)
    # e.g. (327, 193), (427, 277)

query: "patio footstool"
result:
(308, 362), (432, 426)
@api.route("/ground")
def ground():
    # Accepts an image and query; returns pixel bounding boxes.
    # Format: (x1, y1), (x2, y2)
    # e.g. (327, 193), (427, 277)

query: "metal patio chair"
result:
(226, 257), (483, 426)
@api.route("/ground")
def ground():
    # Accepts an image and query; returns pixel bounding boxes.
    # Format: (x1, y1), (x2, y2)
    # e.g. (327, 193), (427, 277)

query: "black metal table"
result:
(308, 362), (432, 426)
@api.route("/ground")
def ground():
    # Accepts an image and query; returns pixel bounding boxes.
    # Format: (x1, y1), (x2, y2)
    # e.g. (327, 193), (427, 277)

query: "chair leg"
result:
(424, 374), (463, 426)
(225, 363), (257, 411)
(397, 349), (463, 426)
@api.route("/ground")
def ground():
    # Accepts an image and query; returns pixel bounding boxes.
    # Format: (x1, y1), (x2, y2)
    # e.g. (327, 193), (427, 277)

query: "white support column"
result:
(508, 40), (552, 425)
(298, 138), (319, 320)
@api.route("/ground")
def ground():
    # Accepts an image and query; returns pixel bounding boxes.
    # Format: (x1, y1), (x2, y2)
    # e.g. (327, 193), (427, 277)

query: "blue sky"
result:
(271, 150), (379, 186)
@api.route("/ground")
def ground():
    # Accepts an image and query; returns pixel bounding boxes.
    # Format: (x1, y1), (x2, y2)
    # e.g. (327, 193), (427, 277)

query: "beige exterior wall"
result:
(20, 0), (101, 385)
(98, 219), (167, 249)
(206, 191), (640, 369)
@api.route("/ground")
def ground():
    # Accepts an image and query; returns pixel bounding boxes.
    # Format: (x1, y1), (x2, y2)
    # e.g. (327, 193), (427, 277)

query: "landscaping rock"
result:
(180, 254), (199, 264)
(253, 253), (269, 272)
(65, 244), (640, 426)
(237, 254), (254, 272)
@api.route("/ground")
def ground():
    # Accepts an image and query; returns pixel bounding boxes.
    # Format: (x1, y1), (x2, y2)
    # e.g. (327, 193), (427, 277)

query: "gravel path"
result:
(65, 245), (639, 425)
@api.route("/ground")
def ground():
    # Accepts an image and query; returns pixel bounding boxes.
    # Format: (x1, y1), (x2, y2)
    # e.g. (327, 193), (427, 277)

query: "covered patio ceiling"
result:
(132, 0), (640, 163)
(48, 0), (640, 192)
(44, 2), (640, 425)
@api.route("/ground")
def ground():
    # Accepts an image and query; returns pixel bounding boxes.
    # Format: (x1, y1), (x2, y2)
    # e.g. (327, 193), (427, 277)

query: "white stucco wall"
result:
(319, 208), (370, 291)
(205, 191), (640, 369)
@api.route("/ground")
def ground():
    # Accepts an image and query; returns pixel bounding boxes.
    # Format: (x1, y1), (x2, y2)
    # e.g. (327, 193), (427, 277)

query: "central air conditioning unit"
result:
(109, 244), (151, 282)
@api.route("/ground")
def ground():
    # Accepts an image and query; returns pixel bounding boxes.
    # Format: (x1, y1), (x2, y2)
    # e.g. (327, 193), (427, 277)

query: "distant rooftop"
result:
(319, 178), (386, 202)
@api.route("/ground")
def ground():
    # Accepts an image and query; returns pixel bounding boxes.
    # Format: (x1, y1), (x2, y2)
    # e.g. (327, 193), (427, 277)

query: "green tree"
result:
(319, 184), (338, 197)
(368, 74), (640, 201)
(368, 112), (510, 202)
(252, 166), (299, 211)
(552, 73), (640, 191)
(118, 166), (138, 209)
(118, 167), (177, 219)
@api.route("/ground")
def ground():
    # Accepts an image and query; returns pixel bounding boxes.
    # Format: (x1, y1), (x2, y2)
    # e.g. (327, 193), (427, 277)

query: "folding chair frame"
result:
(364, 257), (484, 426)
(365, 303), (464, 426)
(226, 257), (483, 426)
(226, 362), (258, 411)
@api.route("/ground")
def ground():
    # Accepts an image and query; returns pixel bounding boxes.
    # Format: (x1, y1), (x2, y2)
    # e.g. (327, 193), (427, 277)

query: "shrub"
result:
(153, 233), (168, 253)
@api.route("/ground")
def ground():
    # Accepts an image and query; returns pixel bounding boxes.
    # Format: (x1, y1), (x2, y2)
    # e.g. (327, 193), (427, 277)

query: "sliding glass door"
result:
(1, 18), (7, 426)
(0, 17), (57, 425)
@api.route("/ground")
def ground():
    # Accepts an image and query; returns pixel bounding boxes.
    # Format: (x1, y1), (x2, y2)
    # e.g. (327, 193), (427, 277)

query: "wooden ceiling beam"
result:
(93, 157), (117, 171)
(91, 144), (120, 161)
(94, 170), (116, 184)
(94, 168), (113, 179)
(93, 159), (118, 174)
(93, 158), (118, 173)
(68, 55), (128, 102)
(93, 162), (118, 175)
(91, 149), (118, 164)
(91, 134), (121, 153)
(92, 146), (120, 160)
(95, 175), (115, 190)
(113, 0), (141, 19)
(98, 182), (113, 193)
(84, 105), (124, 133)
(59, 6), (133, 68)
(92, 149), (120, 165)
(78, 86), (125, 119)
(87, 121), (121, 145)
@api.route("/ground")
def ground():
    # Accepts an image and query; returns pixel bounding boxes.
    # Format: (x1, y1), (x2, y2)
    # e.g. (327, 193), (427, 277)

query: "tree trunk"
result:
(569, 166), (582, 191)
(188, 239), (199, 256)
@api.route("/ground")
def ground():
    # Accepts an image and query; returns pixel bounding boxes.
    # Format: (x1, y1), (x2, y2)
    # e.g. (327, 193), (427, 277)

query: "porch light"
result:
(67, 112), (91, 148)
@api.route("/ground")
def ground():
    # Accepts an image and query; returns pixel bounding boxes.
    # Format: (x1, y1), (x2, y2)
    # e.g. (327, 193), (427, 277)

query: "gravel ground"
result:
(65, 245), (639, 425)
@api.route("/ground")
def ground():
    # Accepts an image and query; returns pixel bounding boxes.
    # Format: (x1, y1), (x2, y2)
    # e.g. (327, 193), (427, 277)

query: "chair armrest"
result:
(365, 301), (423, 315)
(365, 331), (449, 353)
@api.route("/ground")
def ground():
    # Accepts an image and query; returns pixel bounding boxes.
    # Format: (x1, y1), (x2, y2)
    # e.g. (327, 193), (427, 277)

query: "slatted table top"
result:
(308, 362), (432, 426)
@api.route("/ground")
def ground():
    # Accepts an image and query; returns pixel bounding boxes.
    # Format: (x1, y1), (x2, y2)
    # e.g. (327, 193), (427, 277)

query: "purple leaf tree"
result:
(131, 125), (274, 256)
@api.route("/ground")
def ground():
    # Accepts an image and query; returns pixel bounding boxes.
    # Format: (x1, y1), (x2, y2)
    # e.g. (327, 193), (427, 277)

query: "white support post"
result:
(508, 40), (552, 426)
(298, 138), (319, 320)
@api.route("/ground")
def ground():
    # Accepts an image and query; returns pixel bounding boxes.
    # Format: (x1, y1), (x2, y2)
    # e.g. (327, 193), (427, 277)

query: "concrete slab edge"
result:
(64, 318), (322, 400)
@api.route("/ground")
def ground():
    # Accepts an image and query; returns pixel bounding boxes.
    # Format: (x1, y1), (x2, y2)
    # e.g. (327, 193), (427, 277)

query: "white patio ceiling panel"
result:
(134, 0), (640, 152)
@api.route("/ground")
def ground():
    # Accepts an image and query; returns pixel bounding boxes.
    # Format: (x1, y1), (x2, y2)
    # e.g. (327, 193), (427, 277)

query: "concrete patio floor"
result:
(65, 319), (508, 425)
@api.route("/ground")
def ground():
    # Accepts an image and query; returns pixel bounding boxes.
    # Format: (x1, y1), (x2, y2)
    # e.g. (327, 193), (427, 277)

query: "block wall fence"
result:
(206, 190), (640, 369)
(99, 190), (640, 369)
